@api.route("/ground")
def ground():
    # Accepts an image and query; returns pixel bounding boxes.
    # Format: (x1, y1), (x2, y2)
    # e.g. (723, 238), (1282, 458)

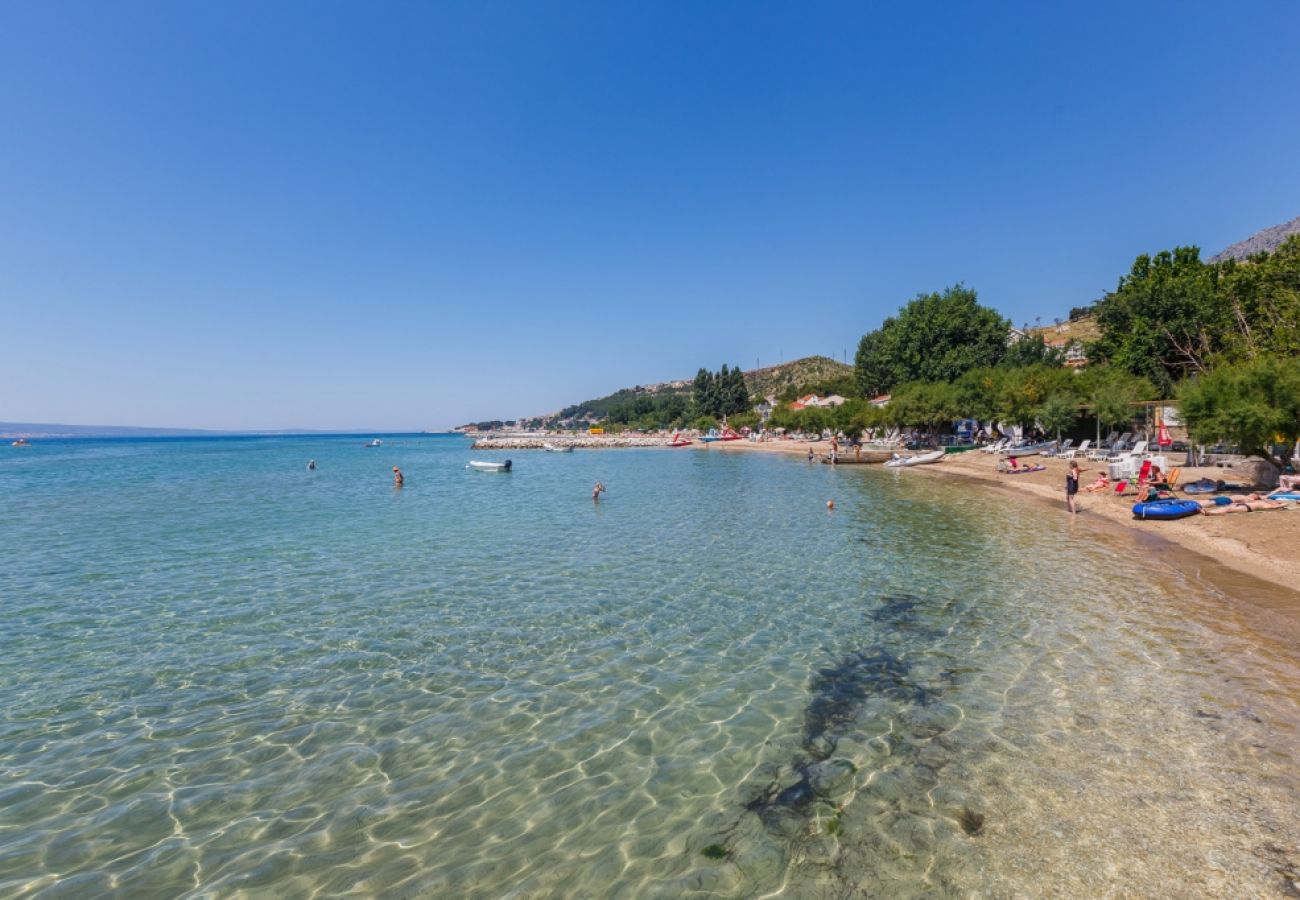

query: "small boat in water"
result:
(819, 448), (895, 464)
(542, 443), (574, 453)
(468, 459), (513, 472)
(11, 439), (31, 447)
(668, 432), (693, 447)
(364, 439), (383, 448)
(885, 449), (945, 468)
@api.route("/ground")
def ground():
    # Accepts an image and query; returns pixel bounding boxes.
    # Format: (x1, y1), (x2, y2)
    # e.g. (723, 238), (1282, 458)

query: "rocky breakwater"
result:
(470, 435), (675, 450)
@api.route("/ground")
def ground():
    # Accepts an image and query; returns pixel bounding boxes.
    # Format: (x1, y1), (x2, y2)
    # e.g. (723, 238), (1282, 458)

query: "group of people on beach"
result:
(1064, 458), (1290, 516)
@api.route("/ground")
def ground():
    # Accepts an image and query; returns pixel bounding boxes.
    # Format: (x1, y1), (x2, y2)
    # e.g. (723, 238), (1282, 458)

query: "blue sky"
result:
(3, 1), (1298, 430)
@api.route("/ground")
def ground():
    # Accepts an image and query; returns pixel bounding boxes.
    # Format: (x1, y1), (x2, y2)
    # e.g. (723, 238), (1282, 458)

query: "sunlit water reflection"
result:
(1, 436), (1297, 897)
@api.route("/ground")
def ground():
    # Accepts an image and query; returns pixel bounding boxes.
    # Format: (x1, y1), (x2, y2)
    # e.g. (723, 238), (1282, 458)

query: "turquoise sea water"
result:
(2, 435), (1298, 898)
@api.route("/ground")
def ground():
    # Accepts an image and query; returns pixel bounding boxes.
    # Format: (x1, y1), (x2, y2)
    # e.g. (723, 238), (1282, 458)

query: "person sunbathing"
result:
(1083, 475), (1110, 492)
(1199, 500), (1250, 515)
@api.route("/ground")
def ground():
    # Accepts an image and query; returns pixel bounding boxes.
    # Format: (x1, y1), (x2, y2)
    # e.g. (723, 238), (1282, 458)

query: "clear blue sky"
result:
(3, 1), (1298, 430)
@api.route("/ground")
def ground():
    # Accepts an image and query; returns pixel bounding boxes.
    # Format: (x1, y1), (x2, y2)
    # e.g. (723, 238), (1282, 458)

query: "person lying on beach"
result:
(1197, 495), (1287, 514)
(1199, 501), (1249, 515)
(1083, 475), (1110, 492)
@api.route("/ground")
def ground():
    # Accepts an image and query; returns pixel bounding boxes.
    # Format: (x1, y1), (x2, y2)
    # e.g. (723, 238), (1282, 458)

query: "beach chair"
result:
(1088, 432), (1125, 460)
(1115, 440), (1148, 462)
(1104, 436), (1138, 463)
(1061, 439), (1090, 460)
(1047, 439), (1073, 457)
(1113, 479), (1131, 495)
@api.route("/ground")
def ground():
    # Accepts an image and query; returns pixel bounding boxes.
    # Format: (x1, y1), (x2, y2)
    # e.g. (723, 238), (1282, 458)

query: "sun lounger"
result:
(1088, 432), (1127, 460)
(1060, 439), (1090, 460)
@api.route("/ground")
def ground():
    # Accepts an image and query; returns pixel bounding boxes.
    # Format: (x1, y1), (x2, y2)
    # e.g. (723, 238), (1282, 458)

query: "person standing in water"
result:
(392, 466), (404, 487)
(1065, 460), (1083, 514)
(592, 481), (606, 501)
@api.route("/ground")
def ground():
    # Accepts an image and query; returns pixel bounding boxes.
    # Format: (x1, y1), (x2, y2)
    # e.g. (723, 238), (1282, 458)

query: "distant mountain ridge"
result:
(1208, 215), (1300, 262)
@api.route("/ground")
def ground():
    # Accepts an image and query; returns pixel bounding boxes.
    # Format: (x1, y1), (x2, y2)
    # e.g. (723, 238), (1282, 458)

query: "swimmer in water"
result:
(392, 466), (404, 487)
(307, 459), (316, 471)
(592, 481), (606, 501)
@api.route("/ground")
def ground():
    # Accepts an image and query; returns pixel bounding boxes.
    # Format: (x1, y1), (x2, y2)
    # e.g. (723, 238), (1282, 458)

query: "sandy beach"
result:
(704, 437), (1300, 609)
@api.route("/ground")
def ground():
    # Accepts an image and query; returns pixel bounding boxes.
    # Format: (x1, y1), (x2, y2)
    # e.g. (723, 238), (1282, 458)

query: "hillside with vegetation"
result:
(474, 219), (1300, 465)
(744, 356), (854, 402)
(523, 356), (853, 432)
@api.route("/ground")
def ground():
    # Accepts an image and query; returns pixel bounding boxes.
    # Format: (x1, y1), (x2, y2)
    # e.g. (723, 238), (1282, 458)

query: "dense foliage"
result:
(854, 285), (1010, 396)
(1090, 236), (1300, 394)
(692, 365), (750, 420)
(1177, 356), (1300, 469)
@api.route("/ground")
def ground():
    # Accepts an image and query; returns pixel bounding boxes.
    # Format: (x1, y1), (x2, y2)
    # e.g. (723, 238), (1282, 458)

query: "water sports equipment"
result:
(1132, 498), (1201, 520)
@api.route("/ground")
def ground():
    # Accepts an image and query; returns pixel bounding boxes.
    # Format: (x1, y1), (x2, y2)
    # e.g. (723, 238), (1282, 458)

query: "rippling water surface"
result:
(2, 435), (1298, 897)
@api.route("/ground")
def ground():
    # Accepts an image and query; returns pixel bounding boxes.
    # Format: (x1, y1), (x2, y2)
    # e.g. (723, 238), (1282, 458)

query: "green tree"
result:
(995, 365), (1075, 428)
(954, 367), (1003, 423)
(1002, 333), (1066, 369)
(1036, 392), (1080, 442)
(1090, 246), (1225, 393)
(1177, 355), (1300, 470)
(886, 381), (960, 433)
(854, 284), (1009, 395)
(1080, 366), (1156, 437)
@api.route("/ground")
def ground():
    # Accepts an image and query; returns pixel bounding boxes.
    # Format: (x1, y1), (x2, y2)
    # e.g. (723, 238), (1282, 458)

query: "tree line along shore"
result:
(472, 233), (1300, 479)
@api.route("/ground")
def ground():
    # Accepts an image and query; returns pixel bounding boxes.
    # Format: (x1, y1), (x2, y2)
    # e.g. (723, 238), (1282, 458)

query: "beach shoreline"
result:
(702, 437), (1300, 622)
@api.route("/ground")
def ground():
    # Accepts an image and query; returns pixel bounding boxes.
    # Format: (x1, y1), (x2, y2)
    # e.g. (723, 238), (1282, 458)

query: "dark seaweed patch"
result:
(958, 807), (985, 836)
(700, 843), (728, 860)
(744, 594), (955, 835)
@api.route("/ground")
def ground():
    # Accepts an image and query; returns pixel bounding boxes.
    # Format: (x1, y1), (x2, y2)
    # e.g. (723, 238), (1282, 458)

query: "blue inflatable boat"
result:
(1132, 498), (1201, 520)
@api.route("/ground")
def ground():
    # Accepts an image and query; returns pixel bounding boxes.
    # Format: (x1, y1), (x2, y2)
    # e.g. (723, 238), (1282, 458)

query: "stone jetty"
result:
(469, 434), (675, 450)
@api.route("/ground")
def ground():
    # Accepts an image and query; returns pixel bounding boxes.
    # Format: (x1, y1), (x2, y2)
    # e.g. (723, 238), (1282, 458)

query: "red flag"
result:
(1157, 423), (1172, 446)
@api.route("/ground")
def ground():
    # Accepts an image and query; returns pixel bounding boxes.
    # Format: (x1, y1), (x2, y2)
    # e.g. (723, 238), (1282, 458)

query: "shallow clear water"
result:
(2, 436), (1298, 898)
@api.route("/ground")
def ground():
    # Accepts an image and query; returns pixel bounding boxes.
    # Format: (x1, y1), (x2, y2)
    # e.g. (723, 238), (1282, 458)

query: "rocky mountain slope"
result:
(1208, 215), (1300, 262)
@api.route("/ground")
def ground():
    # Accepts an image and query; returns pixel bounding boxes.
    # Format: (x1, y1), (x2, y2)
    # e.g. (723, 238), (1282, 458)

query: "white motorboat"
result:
(364, 439), (382, 448)
(542, 443), (573, 453)
(468, 459), (512, 472)
(884, 449), (945, 468)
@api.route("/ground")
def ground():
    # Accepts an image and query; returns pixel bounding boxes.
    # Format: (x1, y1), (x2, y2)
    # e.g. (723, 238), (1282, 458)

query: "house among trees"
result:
(1047, 338), (1088, 369)
(790, 394), (846, 410)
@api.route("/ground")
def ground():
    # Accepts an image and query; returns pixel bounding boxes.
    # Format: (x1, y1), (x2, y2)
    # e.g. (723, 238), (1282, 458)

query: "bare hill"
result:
(1208, 215), (1300, 262)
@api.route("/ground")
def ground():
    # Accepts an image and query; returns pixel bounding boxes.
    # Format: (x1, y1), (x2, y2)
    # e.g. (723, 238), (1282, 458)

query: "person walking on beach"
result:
(592, 481), (606, 502)
(392, 466), (404, 487)
(1066, 461), (1083, 514)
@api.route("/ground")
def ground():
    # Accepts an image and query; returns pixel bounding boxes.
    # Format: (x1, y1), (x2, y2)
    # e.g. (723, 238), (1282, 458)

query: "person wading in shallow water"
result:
(592, 481), (606, 502)
(392, 466), (404, 487)
(1065, 460), (1084, 514)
